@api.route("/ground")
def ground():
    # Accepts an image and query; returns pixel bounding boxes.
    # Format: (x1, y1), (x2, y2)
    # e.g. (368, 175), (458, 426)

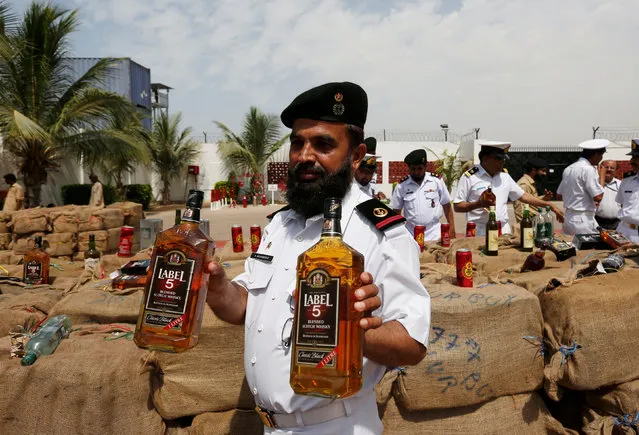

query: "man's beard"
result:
(286, 157), (353, 217)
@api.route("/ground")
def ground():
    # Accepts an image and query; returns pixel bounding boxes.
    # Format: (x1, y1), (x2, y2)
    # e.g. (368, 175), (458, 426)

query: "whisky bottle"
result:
(485, 206), (499, 256)
(290, 198), (365, 399)
(23, 235), (50, 285)
(175, 209), (181, 226)
(480, 186), (496, 203)
(84, 234), (102, 275)
(134, 190), (214, 353)
(520, 205), (534, 252)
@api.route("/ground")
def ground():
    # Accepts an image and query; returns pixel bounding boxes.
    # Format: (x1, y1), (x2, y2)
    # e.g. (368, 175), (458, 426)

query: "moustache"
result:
(290, 163), (327, 179)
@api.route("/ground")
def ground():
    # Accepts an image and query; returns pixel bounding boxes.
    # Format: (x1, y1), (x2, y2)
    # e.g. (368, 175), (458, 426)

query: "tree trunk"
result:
(162, 180), (171, 205)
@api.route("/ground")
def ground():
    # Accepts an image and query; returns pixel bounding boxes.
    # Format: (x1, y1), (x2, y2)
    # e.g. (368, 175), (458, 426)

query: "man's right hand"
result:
(475, 197), (495, 210)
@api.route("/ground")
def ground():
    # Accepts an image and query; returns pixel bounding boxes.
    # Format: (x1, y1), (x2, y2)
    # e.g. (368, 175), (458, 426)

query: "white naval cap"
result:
(578, 139), (609, 150)
(477, 140), (512, 149)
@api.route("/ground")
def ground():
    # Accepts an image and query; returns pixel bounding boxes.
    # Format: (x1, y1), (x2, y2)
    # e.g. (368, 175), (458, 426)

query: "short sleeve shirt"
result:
(232, 182), (430, 415)
(3, 183), (24, 211)
(390, 173), (452, 227)
(557, 158), (604, 212)
(616, 174), (639, 225)
(453, 165), (524, 224)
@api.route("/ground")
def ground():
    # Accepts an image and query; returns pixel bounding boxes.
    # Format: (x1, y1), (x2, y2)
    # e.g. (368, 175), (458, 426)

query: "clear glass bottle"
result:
(23, 235), (50, 285)
(290, 198), (365, 399)
(21, 315), (72, 366)
(534, 207), (546, 242)
(544, 206), (553, 238)
(134, 190), (214, 353)
(485, 206), (499, 256)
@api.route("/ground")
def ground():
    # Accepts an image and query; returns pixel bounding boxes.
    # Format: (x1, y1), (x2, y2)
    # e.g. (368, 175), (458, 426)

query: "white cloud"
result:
(68, 0), (639, 144)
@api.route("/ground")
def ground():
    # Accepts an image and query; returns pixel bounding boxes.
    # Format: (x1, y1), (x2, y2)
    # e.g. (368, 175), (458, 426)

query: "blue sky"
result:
(12, 0), (639, 145)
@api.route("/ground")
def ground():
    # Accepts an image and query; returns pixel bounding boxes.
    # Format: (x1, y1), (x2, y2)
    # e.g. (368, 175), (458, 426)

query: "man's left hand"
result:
(354, 272), (383, 330)
(551, 205), (565, 223)
(542, 189), (554, 200)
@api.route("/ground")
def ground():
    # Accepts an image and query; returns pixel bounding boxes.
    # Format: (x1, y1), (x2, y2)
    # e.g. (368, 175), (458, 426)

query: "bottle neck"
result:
(320, 217), (342, 238)
(88, 240), (96, 251)
(175, 210), (181, 225)
(182, 206), (200, 223)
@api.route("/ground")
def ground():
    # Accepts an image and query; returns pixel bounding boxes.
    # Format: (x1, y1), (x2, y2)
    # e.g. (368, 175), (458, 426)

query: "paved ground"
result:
(145, 200), (565, 242)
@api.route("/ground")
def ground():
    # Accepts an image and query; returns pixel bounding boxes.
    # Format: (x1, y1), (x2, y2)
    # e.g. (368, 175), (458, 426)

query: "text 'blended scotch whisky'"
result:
(290, 198), (365, 399)
(23, 235), (50, 285)
(134, 190), (214, 352)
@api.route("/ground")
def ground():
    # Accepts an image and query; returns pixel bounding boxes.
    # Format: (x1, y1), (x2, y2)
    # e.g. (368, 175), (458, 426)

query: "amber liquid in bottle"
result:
(485, 206), (499, 256)
(23, 236), (50, 285)
(134, 190), (214, 353)
(289, 198), (365, 399)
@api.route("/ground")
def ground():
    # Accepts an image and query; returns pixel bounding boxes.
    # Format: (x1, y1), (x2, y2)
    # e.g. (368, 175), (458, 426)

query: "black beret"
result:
(404, 149), (427, 165)
(628, 139), (639, 156)
(280, 82), (368, 129)
(363, 137), (377, 155)
(528, 157), (547, 168)
(359, 155), (378, 170)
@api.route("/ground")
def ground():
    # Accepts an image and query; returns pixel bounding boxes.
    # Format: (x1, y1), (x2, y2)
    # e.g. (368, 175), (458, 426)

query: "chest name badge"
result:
(250, 253), (274, 262)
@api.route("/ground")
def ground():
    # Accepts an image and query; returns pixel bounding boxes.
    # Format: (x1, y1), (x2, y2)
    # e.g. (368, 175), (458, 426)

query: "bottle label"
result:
(84, 257), (101, 273)
(295, 268), (340, 367)
(24, 260), (43, 284)
(523, 228), (534, 249)
(487, 230), (499, 251)
(143, 250), (195, 329)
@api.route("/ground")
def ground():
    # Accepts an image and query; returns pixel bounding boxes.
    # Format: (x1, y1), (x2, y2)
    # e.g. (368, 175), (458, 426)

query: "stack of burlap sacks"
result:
(1, 233), (638, 434)
(0, 202), (143, 262)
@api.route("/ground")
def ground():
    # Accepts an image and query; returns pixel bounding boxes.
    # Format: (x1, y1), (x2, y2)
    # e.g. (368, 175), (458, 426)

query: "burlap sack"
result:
(43, 232), (77, 257)
(9, 208), (50, 234)
(0, 250), (23, 265)
(491, 267), (580, 296)
(0, 210), (11, 233)
(380, 393), (575, 434)
(11, 232), (46, 255)
(97, 207), (124, 230)
(190, 410), (263, 435)
(217, 240), (253, 261)
(78, 230), (109, 252)
(108, 201), (144, 228)
(142, 307), (255, 419)
(50, 206), (79, 233)
(541, 269), (639, 399)
(393, 282), (544, 411)
(0, 233), (10, 250)
(49, 280), (144, 325)
(419, 262), (490, 286)
(77, 206), (104, 232)
(0, 328), (164, 435)
(0, 284), (64, 335)
(106, 227), (121, 252)
(99, 249), (152, 275)
(223, 259), (248, 281)
(581, 379), (639, 435)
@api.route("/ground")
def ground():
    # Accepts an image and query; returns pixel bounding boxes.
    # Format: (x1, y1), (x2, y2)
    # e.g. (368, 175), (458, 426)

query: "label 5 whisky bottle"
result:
(134, 190), (214, 352)
(23, 235), (50, 285)
(290, 198), (365, 399)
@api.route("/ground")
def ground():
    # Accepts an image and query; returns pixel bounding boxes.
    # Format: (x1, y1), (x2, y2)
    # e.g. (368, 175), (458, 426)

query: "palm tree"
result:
(215, 106), (288, 198)
(426, 147), (473, 192)
(0, 1), (141, 206)
(147, 111), (200, 205)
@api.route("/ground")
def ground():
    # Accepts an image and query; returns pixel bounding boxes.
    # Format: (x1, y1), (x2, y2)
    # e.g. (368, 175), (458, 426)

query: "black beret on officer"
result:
(359, 137), (378, 170)
(404, 149), (427, 165)
(280, 81), (368, 129)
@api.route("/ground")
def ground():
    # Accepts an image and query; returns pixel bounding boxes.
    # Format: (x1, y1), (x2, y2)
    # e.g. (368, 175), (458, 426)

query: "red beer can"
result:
(414, 225), (426, 252)
(117, 226), (135, 257)
(456, 249), (473, 287)
(231, 225), (244, 253)
(441, 223), (451, 247)
(497, 220), (502, 237)
(250, 224), (262, 253)
(466, 222), (476, 238)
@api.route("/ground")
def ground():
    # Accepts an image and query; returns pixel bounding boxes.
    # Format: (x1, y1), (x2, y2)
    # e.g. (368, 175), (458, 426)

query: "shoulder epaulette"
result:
(502, 168), (509, 173)
(266, 205), (291, 220)
(356, 199), (405, 231)
(624, 171), (636, 179)
(464, 167), (479, 177)
(399, 175), (410, 183)
(426, 172), (443, 179)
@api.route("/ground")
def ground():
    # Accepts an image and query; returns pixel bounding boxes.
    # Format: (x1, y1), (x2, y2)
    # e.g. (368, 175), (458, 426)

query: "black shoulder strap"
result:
(266, 205), (291, 220)
(624, 171), (636, 179)
(399, 175), (410, 183)
(356, 199), (405, 231)
(464, 166), (479, 177)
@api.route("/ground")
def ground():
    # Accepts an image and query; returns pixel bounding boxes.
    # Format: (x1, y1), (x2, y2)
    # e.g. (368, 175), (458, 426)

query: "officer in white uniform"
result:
(204, 82), (430, 435)
(615, 139), (639, 243)
(453, 141), (563, 236)
(355, 137), (385, 200)
(557, 139), (608, 235)
(390, 149), (456, 241)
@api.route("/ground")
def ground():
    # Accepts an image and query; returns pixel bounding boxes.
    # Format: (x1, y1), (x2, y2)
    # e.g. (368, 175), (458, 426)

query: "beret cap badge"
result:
(333, 103), (345, 116)
(334, 92), (343, 102)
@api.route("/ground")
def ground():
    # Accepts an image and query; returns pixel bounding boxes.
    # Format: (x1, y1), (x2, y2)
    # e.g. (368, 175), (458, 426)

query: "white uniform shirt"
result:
(356, 180), (375, 198)
(596, 178), (620, 219)
(390, 174), (451, 233)
(557, 158), (604, 212)
(453, 165), (524, 226)
(233, 182), (430, 419)
(616, 174), (639, 225)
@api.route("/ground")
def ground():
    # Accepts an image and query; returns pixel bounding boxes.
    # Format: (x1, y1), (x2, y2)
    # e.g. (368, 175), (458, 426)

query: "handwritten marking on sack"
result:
(429, 290), (517, 307)
(86, 292), (129, 306)
(425, 325), (493, 398)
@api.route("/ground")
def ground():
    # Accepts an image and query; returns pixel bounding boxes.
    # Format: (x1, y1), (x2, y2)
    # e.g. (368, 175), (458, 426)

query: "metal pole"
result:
(592, 126), (600, 139)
